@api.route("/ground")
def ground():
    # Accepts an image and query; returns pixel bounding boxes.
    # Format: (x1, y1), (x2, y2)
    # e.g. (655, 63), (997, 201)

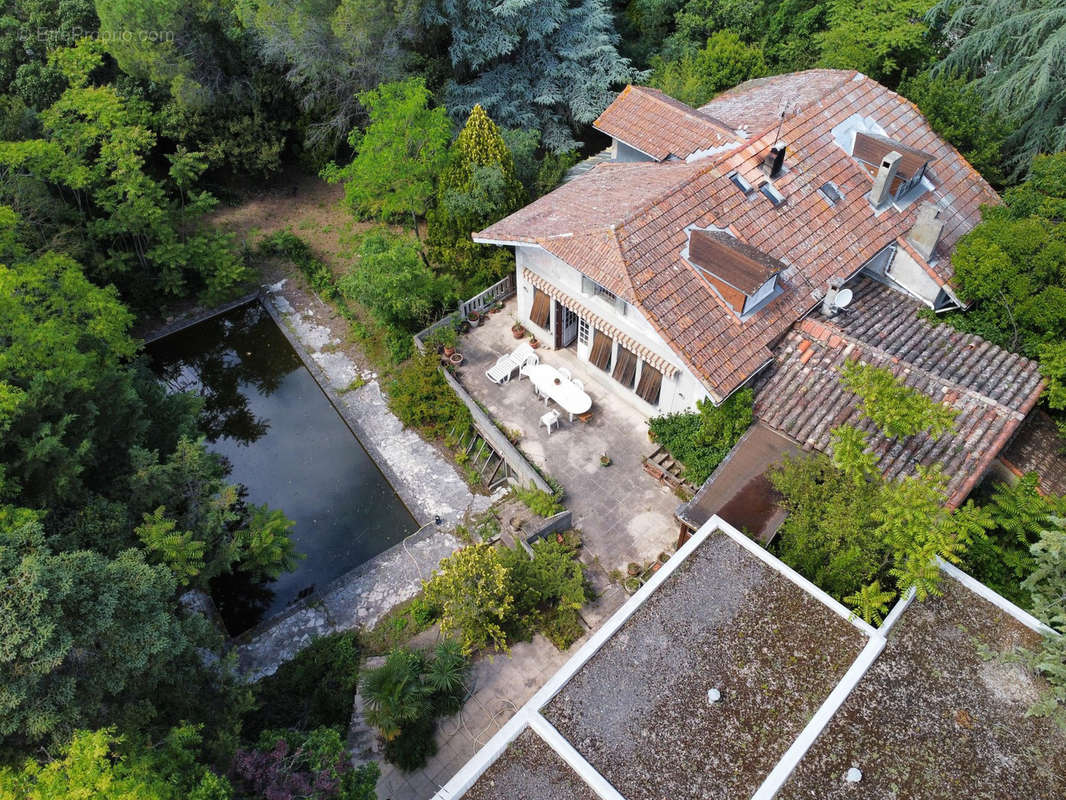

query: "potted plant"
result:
(468, 310), (482, 326)
(433, 326), (458, 357)
(529, 336), (540, 349)
(490, 300), (503, 314)
(458, 318), (470, 334)
(511, 320), (526, 339)
(627, 562), (640, 577)
(449, 352), (464, 367)
(600, 453), (612, 467)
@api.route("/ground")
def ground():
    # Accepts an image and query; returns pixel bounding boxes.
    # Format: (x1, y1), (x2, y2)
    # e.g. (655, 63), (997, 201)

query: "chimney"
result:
(762, 143), (786, 178)
(907, 202), (945, 260)
(821, 276), (845, 317)
(869, 151), (902, 208)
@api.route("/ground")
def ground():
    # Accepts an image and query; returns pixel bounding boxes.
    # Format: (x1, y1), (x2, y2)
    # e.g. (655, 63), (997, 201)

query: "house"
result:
(433, 517), (1066, 800)
(475, 70), (1001, 417)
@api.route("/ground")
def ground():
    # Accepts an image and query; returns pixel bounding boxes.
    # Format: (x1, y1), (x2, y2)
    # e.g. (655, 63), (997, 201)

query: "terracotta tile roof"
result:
(753, 279), (1044, 506)
(1000, 410), (1066, 496)
(699, 70), (857, 134)
(475, 71), (1001, 402)
(687, 229), (784, 294)
(593, 85), (741, 161)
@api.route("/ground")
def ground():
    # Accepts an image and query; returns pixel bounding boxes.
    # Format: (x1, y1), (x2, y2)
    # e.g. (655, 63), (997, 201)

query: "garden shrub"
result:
(259, 231), (337, 300)
(244, 631), (361, 740)
(513, 484), (565, 517)
(501, 539), (587, 648)
(423, 543), (514, 654)
(382, 715), (439, 772)
(388, 351), (472, 440)
(649, 388), (753, 485)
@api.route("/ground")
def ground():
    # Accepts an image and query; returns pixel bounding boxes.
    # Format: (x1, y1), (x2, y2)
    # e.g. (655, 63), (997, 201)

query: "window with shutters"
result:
(612, 345), (638, 389)
(589, 329), (612, 371)
(529, 287), (551, 330)
(635, 363), (662, 406)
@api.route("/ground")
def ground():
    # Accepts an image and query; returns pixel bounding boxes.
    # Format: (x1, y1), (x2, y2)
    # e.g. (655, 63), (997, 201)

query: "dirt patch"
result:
(778, 577), (1066, 800)
(542, 531), (866, 800)
(463, 728), (599, 800)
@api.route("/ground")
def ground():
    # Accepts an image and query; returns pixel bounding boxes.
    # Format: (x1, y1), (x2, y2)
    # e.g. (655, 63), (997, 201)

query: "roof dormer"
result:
(853, 131), (935, 208)
(683, 229), (785, 319)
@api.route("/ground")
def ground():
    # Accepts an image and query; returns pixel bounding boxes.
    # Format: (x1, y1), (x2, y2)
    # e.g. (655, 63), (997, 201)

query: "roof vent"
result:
(870, 151), (902, 208)
(707, 687), (722, 705)
(728, 170), (753, 196)
(759, 181), (786, 208)
(907, 201), (945, 260)
(845, 767), (863, 783)
(819, 181), (843, 206)
(762, 143), (786, 178)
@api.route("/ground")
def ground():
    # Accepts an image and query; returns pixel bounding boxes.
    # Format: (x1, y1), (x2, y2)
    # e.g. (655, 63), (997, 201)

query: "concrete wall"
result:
(612, 138), (656, 163)
(515, 245), (711, 416)
(884, 246), (942, 307)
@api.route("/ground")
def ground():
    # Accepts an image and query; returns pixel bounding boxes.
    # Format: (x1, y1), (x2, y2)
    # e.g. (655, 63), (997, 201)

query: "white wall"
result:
(612, 138), (656, 163)
(515, 246), (712, 416)
(885, 246), (942, 307)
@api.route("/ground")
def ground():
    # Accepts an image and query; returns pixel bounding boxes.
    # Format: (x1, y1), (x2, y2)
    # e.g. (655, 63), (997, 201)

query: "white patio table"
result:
(526, 363), (592, 421)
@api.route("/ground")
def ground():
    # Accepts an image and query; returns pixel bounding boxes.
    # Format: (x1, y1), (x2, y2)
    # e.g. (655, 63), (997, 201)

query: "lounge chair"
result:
(486, 354), (518, 384)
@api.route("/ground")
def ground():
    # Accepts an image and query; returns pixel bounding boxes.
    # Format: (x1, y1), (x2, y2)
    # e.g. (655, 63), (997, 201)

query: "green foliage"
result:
(259, 231), (338, 300)
(244, 631), (361, 741)
(501, 539), (588, 649)
(840, 361), (958, 440)
(360, 640), (468, 770)
(423, 543), (514, 654)
(816, 0), (937, 85)
(361, 594), (440, 655)
(340, 231), (455, 331)
(0, 727), (232, 800)
(830, 424), (878, 484)
(428, 105), (526, 292)
(843, 580), (896, 626)
(930, 0), (1066, 176)
(899, 70), (1010, 187)
(323, 78), (452, 224)
(512, 484), (565, 517)
(387, 350), (472, 439)
(649, 30), (767, 107)
(1022, 516), (1066, 722)
(649, 388), (753, 485)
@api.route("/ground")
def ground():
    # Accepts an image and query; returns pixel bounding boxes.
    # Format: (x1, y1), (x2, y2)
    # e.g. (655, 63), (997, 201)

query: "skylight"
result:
(759, 181), (786, 207)
(819, 182), (843, 205)
(728, 171), (753, 195)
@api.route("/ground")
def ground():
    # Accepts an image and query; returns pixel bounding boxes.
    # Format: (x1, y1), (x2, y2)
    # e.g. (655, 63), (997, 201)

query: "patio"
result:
(453, 297), (680, 572)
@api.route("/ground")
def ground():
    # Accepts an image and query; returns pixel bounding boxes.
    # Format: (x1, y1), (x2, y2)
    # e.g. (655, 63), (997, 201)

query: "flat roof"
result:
(777, 574), (1066, 800)
(463, 727), (599, 800)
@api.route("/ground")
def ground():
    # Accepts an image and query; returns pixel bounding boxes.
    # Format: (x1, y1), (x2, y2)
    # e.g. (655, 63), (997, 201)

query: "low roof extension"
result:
(433, 518), (1065, 800)
(754, 277), (1044, 506)
(476, 70), (1000, 402)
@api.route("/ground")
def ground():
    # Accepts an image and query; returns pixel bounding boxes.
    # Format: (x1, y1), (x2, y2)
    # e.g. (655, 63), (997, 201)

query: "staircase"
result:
(450, 424), (515, 491)
(643, 445), (694, 494)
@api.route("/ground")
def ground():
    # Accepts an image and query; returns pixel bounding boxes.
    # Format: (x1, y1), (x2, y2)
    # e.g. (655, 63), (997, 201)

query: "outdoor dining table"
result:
(526, 363), (592, 421)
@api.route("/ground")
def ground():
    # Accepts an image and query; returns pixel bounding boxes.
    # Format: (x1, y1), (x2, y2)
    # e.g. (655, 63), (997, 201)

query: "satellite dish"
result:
(834, 288), (853, 309)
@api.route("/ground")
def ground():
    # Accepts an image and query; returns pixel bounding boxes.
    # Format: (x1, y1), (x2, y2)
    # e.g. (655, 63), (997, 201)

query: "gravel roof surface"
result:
(778, 577), (1066, 800)
(462, 727), (598, 800)
(542, 531), (866, 800)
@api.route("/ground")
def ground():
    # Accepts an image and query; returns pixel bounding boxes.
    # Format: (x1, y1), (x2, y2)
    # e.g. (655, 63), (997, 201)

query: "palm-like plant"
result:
(425, 639), (469, 715)
(360, 649), (430, 741)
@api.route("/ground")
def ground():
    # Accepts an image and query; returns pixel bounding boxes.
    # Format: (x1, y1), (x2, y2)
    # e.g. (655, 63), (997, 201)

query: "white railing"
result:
(459, 274), (516, 318)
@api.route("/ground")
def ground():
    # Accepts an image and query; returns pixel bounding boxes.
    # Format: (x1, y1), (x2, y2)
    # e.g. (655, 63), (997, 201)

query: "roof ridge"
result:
(806, 316), (1031, 419)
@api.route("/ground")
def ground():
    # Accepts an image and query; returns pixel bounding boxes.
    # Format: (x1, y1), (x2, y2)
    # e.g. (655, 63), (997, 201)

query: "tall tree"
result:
(930, 0), (1066, 176)
(427, 0), (636, 151)
(236, 0), (423, 152)
(322, 78), (451, 226)
(427, 104), (525, 291)
(816, 0), (937, 86)
(649, 30), (767, 107)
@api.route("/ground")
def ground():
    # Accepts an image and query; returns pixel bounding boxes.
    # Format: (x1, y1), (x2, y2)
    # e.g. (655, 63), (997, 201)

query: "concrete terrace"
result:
(454, 297), (681, 572)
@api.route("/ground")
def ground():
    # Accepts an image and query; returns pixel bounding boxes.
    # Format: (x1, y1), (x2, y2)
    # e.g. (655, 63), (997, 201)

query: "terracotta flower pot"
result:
(512, 326), (526, 339)
(530, 338), (540, 349)
(443, 345), (456, 357)
(449, 352), (464, 366)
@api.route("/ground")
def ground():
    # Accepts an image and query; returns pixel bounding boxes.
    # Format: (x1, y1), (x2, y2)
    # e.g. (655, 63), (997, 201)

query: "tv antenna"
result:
(773, 102), (790, 146)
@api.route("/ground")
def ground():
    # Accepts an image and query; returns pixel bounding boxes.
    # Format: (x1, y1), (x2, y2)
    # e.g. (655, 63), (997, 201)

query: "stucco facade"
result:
(514, 245), (711, 416)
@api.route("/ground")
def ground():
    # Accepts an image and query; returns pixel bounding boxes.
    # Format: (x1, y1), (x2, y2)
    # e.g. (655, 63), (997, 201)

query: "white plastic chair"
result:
(540, 409), (560, 436)
(571, 378), (584, 391)
(485, 354), (518, 385)
(518, 353), (540, 380)
(558, 367), (572, 380)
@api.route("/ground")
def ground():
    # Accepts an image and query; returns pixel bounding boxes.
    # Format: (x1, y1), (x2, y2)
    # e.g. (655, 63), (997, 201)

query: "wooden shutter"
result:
(530, 288), (551, 330)
(612, 345), (637, 388)
(590, 329), (612, 371)
(635, 363), (662, 406)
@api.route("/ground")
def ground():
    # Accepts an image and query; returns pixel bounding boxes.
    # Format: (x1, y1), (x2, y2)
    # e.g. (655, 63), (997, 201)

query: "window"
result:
(578, 317), (590, 345)
(635, 363), (662, 406)
(593, 283), (617, 302)
(590, 329), (613, 372)
(759, 181), (786, 207)
(728, 170), (753, 195)
(819, 181), (843, 205)
(530, 287), (551, 330)
(612, 345), (638, 388)
(582, 275), (627, 315)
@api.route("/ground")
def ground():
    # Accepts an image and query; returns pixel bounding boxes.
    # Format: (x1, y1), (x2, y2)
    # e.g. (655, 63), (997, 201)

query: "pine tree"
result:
(427, 105), (525, 291)
(427, 0), (636, 151)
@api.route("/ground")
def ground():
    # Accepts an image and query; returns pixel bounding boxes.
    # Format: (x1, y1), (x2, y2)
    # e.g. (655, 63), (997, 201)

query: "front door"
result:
(558, 304), (579, 347)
